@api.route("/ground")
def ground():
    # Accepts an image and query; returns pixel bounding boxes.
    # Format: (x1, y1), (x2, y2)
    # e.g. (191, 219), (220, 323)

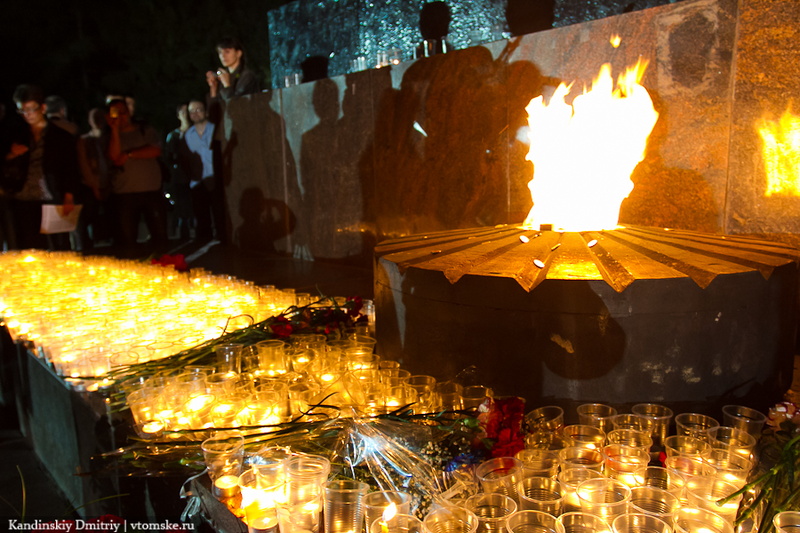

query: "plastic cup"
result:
(706, 426), (757, 457)
(558, 446), (605, 472)
(577, 404), (618, 435)
(556, 512), (612, 533)
(527, 406), (565, 433)
(674, 413), (720, 439)
(558, 468), (605, 513)
(672, 508), (734, 533)
(201, 432), (245, 498)
(239, 468), (282, 532)
(324, 480), (369, 533)
(611, 513), (671, 533)
(602, 445), (650, 487)
(363, 491), (412, 533)
(631, 466), (686, 501)
(627, 486), (679, 520)
(370, 514), (424, 533)
(630, 404), (672, 451)
(516, 448), (560, 478)
(684, 478), (742, 522)
(663, 435), (711, 459)
(476, 457), (525, 503)
(721, 405), (767, 437)
(216, 343), (244, 374)
(606, 430), (653, 453)
(610, 414), (652, 434)
(424, 506), (479, 533)
(704, 448), (754, 489)
(575, 478), (631, 522)
(517, 477), (562, 515)
(561, 425), (606, 450)
(465, 492), (518, 533)
(774, 512), (800, 533)
(506, 510), (558, 533)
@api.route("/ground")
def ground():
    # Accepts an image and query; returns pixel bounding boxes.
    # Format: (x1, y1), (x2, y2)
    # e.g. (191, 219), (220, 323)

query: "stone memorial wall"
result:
(221, 0), (800, 267)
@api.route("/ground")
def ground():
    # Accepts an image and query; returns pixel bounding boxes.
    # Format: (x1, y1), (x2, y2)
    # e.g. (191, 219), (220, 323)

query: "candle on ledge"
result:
(214, 474), (242, 498)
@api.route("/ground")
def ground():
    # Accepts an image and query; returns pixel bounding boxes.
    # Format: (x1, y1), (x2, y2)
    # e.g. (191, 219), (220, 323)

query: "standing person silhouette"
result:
(106, 98), (168, 256)
(2, 84), (79, 250)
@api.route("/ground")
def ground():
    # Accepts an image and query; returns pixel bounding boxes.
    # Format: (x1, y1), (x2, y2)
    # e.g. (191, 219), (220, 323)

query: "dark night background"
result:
(0, 0), (290, 136)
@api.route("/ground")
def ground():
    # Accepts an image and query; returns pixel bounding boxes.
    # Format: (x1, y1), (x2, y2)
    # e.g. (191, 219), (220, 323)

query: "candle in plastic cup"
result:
(704, 448), (753, 489)
(363, 491), (412, 533)
(673, 508), (734, 533)
(575, 478), (631, 522)
(239, 468), (281, 532)
(201, 432), (245, 498)
(606, 429), (652, 453)
(558, 468), (605, 513)
(370, 514), (424, 533)
(684, 478), (742, 522)
(706, 426), (757, 457)
(602, 444), (650, 487)
(632, 466), (686, 501)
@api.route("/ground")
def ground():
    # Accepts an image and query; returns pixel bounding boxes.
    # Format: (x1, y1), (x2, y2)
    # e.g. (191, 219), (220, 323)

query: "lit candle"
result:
(214, 474), (241, 498)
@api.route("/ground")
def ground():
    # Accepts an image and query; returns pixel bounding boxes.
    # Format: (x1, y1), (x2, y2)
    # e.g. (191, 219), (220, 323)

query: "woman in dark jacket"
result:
(3, 84), (80, 250)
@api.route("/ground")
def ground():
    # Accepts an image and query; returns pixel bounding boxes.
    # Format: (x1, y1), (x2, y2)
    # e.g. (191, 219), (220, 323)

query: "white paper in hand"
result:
(40, 204), (83, 234)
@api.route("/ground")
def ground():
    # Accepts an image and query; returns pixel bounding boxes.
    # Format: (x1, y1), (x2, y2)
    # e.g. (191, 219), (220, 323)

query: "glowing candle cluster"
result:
(0, 251), (296, 379)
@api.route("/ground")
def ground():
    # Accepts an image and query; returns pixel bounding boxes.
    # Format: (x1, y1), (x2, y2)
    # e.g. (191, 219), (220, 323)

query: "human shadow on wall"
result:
(235, 187), (296, 256)
(226, 94), (299, 257)
(619, 93), (720, 232)
(365, 39), (543, 241)
(298, 78), (369, 265)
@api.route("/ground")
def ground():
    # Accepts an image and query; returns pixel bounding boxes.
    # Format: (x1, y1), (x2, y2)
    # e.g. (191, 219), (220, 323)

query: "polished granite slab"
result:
(221, 0), (800, 266)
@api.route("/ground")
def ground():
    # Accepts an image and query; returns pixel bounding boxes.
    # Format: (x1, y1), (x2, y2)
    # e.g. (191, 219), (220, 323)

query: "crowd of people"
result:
(0, 37), (260, 258)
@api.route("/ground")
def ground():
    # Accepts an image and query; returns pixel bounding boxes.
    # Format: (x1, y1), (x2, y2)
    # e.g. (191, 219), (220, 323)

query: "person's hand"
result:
(216, 68), (232, 88)
(205, 70), (219, 88)
(5, 143), (28, 161)
(62, 193), (75, 217)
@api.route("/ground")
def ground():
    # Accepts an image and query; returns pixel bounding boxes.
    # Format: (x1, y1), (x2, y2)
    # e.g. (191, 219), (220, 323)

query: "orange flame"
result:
(523, 59), (659, 231)
(758, 108), (800, 197)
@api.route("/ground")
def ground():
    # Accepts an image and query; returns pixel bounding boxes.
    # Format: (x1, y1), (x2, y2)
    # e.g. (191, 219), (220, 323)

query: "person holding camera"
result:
(205, 36), (260, 104)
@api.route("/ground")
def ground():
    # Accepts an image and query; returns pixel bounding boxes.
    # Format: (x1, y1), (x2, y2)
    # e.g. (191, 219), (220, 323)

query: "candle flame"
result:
(382, 502), (398, 522)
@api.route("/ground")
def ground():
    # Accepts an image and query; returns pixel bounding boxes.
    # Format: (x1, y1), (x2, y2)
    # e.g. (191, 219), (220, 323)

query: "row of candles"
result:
(0, 251), (307, 380)
(124, 333), (493, 437)
(200, 401), (788, 533)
